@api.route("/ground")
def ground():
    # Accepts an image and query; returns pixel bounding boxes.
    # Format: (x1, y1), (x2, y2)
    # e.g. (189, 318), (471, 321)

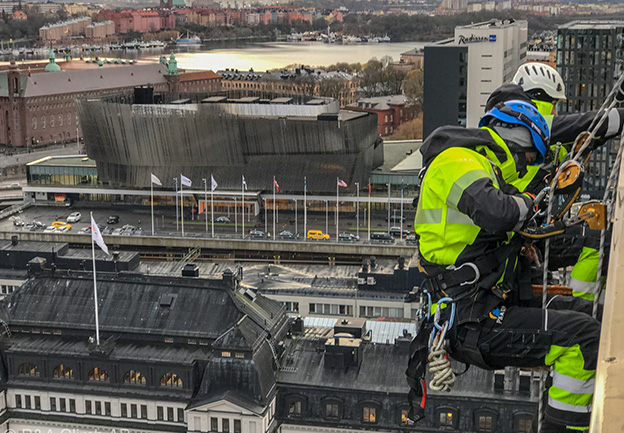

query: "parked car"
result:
(134, 227), (143, 236)
(67, 212), (82, 223)
(370, 232), (394, 243)
(121, 225), (135, 235)
(111, 228), (124, 236)
(248, 230), (267, 239)
(389, 226), (410, 238)
(43, 226), (57, 233)
(387, 215), (406, 223)
(107, 215), (120, 224)
(307, 229), (330, 240)
(405, 234), (418, 245)
(338, 232), (359, 242)
(10, 216), (24, 227)
(277, 230), (295, 240)
(102, 226), (112, 235)
(56, 226), (70, 233)
(215, 216), (231, 223)
(52, 221), (71, 229)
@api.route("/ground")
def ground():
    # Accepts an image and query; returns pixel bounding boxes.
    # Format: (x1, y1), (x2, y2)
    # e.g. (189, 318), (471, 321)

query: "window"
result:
(516, 416), (533, 433)
(124, 370), (146, 385)
(222, 419), (230, 432)
(50, 115), (54, 128)
(131, 404), (138, 418)
(95, 401), (102, 415)
(18, 363), (40, 377)
(59, 114), (63, 126)
(50, 397), (56, 411)
(15, 394), (22, 408)
(41, 116), (45, 129)
(105, 402), (111, 416)
(234, 419), (241, 433)
(157, 406), (164, 420)
(222, 351), (231, 357)
(32, 117), (37, 130)
(86, 400), (92, 414)
(142, 405), (148, 419)
(211, 417), (218, 431)
(59, 398), (66, 412)
(167, 406), (174, 421)
(438, 410), (457, 428)
(363, 406), (377, 423)
(88, 367), (109, 381)
(325, 402), (340, 419)
(25, 395), (31, 409)
(477, 414), (493, 431)
(288, 400), (302, 416)
(53, 364), (73, 379)
(160, 373), (183, 387)
(235, 352), (245, 359)
(177, 407), (184, 422)
(35, 396), (41, 410)
(121, 403), (127, 417)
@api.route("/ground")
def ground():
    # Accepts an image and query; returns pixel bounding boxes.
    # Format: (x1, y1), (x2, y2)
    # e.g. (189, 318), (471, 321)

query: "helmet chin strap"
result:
(491, 124), (538, 170)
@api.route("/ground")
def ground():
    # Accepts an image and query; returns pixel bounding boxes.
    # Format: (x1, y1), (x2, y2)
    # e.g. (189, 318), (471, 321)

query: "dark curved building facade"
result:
(78, 92), (382, 193)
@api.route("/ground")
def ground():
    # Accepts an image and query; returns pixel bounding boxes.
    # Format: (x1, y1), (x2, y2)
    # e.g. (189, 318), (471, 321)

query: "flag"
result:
(181, 174), (192, 187)
(338, 178), (347, 188)
(368, 179), (371, 195)
(242, 175), (247, 190)
(211, 175), (218, 191)
(91, 215), (109, 255)
(274, 178), (280, 193)
(151, 173), (162, 186)
(304, 177), (307, 192)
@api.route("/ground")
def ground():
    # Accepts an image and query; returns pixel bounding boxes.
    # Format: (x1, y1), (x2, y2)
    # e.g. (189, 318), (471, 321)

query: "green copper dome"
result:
(44, 50), (61, 72)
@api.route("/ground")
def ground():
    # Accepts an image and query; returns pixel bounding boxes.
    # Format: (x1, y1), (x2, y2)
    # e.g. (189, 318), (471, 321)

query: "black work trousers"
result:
(450, 294), (600, 428)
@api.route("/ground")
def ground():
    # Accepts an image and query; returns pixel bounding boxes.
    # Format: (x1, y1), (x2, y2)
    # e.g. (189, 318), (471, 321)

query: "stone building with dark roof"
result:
(0, 263), (289, 432)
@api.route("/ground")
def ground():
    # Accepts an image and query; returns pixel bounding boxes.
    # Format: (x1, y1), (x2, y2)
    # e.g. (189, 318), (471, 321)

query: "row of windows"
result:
(18, 363), (183, 387)
(359, 305), (403, 318)
(211, 416), (242, 433)
(309, 303), (353, 316)
(0, 285), (16, 294)
(32, 114), (77, 130)
(287, 398), (532, 432)
(15, 393), (185, 423)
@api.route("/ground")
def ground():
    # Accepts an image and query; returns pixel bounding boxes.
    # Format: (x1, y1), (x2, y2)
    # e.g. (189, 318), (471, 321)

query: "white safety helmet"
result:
(512, 63), (566, 101)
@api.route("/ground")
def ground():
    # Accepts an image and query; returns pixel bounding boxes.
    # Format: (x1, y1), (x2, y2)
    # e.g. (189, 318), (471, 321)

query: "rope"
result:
(537, 141), (562, 433)
(428, 323), (455, 392)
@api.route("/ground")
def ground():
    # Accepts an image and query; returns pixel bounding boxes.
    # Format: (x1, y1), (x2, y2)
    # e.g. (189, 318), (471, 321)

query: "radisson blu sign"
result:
(457, 34), (497, 44)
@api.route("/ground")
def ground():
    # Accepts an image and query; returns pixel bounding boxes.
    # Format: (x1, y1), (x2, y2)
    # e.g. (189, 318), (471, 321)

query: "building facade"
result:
(454, 19), (528, 127)
(346, 95), (414, 136)
(0, 57), (221, 148)
(85, 20), (116, 39)
(218, 68), (359, 107)
(39, 17), (92, 42)
(423, 44), (468, 138)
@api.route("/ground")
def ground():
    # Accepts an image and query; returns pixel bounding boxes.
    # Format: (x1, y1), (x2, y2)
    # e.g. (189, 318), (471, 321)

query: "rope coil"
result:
(428, 347), (455, 392)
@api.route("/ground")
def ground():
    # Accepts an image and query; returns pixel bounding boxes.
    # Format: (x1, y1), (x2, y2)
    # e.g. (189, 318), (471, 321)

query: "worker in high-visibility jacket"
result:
(413, 100), (600, 431)
(487, 64), (622, 301)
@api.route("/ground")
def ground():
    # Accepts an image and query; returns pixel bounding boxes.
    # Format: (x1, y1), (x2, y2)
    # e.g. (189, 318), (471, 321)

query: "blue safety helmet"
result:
(479, 99), (550, 165)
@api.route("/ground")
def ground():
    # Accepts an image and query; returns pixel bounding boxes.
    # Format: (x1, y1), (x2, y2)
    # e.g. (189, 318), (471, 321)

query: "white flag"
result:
(211, 175), (218, 191)
(242, 175), (247, 190)
(91, 215), (109, 255)
(181, 174), (192, 187)
(151, 173), (162, 186)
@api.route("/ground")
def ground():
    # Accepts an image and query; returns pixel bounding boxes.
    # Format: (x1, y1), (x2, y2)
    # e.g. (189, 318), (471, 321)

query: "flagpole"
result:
(181, 175), (185, 237)
(175, 177), (179, 232)
(273, 176), (276, 238)
(355, 182), (360, 239)
(294, 199), (297, 237)
(211, 175), (215, 238)
(401, 180), (404, 239)
(304, 176), (307, 239)
(234, 197), (237, 234)
(368, 179), (371, 242)
(151, 180), (154, 236)
(242, 176), (245, 239)
(203, 178), (207, 233)
(387, 182), (391, 231)
(90, 211), (100, 347)
(336, 177), (339, 241)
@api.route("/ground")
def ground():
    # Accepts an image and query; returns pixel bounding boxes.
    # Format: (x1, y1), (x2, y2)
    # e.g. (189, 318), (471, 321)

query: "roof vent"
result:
(160, 293), (176, 307)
